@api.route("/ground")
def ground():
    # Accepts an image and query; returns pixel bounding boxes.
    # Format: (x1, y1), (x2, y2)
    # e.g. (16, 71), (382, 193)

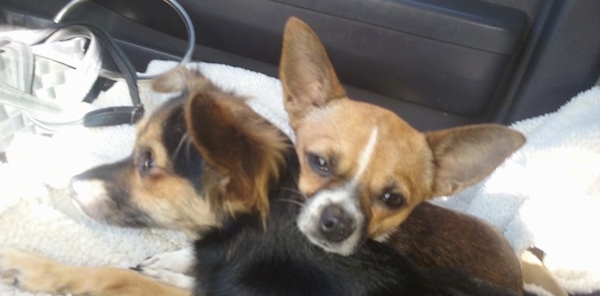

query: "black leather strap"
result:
(83, 105), (145, 127)
(50, 22), (145, 127)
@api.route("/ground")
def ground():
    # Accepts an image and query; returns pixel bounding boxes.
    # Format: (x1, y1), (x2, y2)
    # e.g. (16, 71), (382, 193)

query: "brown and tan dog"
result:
(279, 17), (542, 294)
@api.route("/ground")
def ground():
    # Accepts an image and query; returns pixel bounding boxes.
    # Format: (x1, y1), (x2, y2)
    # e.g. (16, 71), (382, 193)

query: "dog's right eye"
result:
(307, 153), (331, 176)
(380, 192), (406, 209)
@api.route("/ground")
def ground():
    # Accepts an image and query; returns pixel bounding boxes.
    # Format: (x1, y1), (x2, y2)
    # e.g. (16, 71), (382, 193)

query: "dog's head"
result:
(70, 68), (288, 234)
(279, 17), (525, 255)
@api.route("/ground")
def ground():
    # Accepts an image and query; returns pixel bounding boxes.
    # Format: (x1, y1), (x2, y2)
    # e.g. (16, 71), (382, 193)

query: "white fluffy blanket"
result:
(1, 60), (599, 295)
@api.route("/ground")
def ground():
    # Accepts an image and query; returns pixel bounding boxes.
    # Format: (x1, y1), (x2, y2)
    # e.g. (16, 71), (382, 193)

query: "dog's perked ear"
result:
(426, 124), (526, 197)
(279, 17), (347, 129)
(183, 82), (288, 222)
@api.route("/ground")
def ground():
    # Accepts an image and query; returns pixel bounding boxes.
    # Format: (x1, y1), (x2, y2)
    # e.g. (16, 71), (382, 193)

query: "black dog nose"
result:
(319, 204), (354, 242)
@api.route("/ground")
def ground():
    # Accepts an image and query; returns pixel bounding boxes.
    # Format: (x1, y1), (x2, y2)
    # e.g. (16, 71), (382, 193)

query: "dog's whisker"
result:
(171, 131), (191, 161)
(274, 187), (308, 201)
(184, 135), (195, 162)
(272, 197), (304, 208)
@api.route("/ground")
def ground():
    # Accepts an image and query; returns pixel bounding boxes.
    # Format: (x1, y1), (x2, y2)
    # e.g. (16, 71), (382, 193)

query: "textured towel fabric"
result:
(1, 60), (599, 295)
(432, 84), (600, 294)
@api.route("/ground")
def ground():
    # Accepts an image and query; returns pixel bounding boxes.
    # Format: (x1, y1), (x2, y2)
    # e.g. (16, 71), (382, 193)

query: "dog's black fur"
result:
(190, 138), (517, 296)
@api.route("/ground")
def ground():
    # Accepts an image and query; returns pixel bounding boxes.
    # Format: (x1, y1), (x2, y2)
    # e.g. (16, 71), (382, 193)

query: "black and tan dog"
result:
(0, 68), (518, 295)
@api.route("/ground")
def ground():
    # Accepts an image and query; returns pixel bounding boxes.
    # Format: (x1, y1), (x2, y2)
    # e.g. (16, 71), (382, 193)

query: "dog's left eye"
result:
(140, 151), (156, 174)
(380, 192), (406, 209)
(307, 153), (331, 176)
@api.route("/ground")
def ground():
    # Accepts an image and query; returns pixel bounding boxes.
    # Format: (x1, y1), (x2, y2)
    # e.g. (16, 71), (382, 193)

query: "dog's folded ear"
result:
(151, 67), (206, 93)
(426, 124), (526, 197)
(279, 17), (347, 128)
(183, 75), (288, 221)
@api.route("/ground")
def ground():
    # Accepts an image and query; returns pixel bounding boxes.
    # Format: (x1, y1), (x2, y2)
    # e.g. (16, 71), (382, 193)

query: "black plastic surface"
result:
(273, 0), (528, 54)
(153, 0), (529, 116)
(503, 0), (600, 122)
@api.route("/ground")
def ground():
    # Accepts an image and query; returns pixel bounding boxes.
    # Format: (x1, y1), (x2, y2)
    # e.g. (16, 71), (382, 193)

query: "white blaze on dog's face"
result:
(296, 114), (377, 255)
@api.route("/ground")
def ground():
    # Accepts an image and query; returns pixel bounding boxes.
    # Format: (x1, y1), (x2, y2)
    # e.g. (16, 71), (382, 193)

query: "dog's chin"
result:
(72, 197), (153, 228)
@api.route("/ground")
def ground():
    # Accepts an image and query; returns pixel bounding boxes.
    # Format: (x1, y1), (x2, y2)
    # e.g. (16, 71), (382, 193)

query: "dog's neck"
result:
(192, 145), (302, 277)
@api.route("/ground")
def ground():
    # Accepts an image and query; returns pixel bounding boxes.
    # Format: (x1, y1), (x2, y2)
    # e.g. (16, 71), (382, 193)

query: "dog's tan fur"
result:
(0, 248), (189, 296)
(0, 68), (288, 295)
(280, 17), (537, 294)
